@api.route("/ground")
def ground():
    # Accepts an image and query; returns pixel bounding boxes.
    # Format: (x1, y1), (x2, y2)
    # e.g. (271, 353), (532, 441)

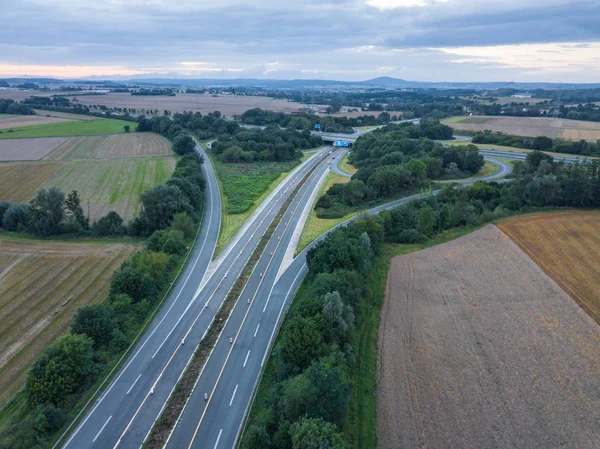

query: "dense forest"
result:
(0, 99), (35, 115)
(243, 151), (600, 449)
(316, 120), (481, 217)
(471, 131), (600, 156)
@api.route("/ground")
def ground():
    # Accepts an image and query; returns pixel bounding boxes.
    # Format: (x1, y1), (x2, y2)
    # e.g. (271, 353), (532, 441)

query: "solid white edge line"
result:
(243, 350), (251, 368)
(229, 385), (239, 406)
(126, 374), (142, 396)
(92, 415), (112, 443)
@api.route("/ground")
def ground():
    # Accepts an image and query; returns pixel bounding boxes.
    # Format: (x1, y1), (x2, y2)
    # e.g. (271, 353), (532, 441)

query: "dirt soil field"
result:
(0, 115), (72, 130)
(447, 115), (600, 141)
(45, 132), (172, 160)
(0, 137), (69, 161)
(377, 225), (600, 449)
(330, 111), (403, 119)
(72, 92), (305, 117)
(0, 236), (139, 408)
(498, 211), (600, 325)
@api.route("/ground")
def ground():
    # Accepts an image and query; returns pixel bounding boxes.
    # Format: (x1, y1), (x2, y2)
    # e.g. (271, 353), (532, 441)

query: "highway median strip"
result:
(142, 152), (326, 449)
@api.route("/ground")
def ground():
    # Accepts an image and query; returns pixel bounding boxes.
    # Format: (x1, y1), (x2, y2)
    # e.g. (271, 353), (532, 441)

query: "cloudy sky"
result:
(2, 0), (599, 82)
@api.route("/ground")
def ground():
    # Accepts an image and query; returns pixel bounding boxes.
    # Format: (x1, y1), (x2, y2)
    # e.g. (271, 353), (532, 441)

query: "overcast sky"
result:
(2, 0), (599, 82)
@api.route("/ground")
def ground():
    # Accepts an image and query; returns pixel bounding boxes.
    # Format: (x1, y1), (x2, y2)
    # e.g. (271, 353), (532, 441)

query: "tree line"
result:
(240, 108), (395, 133)
(243, 151), (600, 449)
(211, 125), (322, 163)
(471, 131), (600, 156)
(316, 120), (482, 217)
(0, 98), (35, 115)
(2, 154), (206, 449)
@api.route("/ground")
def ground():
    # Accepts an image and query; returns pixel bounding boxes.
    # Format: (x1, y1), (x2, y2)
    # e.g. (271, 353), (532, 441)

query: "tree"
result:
(65, 190), (87, 228)
(416, 203), (435, 236)
(0, 200), (10, 224)
(71, 304), (120, 349)
(172, 134), (196, 156)
(110, 265), (155, 303)
(2, 203), (29, 231)
(280, 316), (326, 373)
(137, 185), (192, 235)
(242, 425), (272, 449)
(124, 125), (130, 133)
(28, 187), (65, 236)
(171, 212), (195, 238)
(290, 417), (345, 449)
(322, 292), (355, 344)
(406, 158), (427, 179)
(93, 211), (124, 236)
(26, 334), (96, 406)
(34, 404), (67, 436)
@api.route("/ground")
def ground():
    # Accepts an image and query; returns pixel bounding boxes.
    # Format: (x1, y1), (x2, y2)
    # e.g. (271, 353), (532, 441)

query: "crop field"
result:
(377, 225), (600, 449)
(0, 161), (64, 200)
(72, 92), (305, 117)
(32, 109), (100, 121)
(331, 111), (403, 119)
(0, 118), (137, 139)
(0, 114), (72, 130)
(498, 211), (600, 324)
(46, 133), (172, 160)
(444, 115), (600, 141)
(0, 235), (139, 408)
(0, 137), (69, 161)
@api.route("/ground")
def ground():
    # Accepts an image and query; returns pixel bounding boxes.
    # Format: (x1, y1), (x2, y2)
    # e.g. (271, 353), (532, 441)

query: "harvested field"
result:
(445, 115), (600, 141)
(330, 111), (403, 119)
(0, 115), (71, 130)
(46, 133), (172, 160)
(0, 137), (69, 161)
(0, 161), (64, 201)
(377, 225), (600, 449)
(0, 235), (139, 408)
(0, 118), (137, 139)
(498, 211), (600, 324)
(32, 109), (99, 121)
(0, 157), (176, 221)
(73, 92), (305, 117)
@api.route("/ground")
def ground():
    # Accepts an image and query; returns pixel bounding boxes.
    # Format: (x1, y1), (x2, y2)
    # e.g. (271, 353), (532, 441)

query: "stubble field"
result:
(0, 137), (69, 161)
(445, 115), (600, 140)
(498, 211), (600, 324)
(0, 236), (140, 408)
(0, 115), (72, 130)
(72, 92), (305, 117)
(377, 224), (600, 449)
(0, 133), (176, 221)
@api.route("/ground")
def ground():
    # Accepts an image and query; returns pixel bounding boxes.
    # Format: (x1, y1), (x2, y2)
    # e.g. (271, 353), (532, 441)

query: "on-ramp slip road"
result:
(59, 146), (332, 449)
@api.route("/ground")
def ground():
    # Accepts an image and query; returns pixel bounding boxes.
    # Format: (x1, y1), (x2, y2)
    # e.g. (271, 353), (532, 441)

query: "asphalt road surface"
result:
(59, 146), (332, 449)
(165, 148), (346, 449)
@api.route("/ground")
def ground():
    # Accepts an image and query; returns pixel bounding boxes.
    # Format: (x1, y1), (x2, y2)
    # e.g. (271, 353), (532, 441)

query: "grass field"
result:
(210, 150), (310, 252)
(0, 118), (137, 139)
(442, 115), (469, 123)
(0, 235), (140, 409)
(498, 211), (600, 324)
(444, 139), (597, 159)
(297, 172), (351, 251)
(443, 115), (600, 141)
(377, 224), (600, 449)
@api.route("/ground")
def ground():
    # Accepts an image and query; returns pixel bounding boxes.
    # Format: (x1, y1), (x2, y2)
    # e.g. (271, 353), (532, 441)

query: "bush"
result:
(110, 265), (156, 303)
(93, 211), (124, 236)
(34, 404), (66, 436)
(71, 304), (121, 350)
(397, 228), (427, 244)
(2, 203), (29, 231)
(171, 212), (195, 238)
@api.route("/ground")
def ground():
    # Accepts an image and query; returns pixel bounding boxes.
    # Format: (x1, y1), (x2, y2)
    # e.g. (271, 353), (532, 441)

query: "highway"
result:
(59, 145), (333, 449)
(164, 147), (345, 449)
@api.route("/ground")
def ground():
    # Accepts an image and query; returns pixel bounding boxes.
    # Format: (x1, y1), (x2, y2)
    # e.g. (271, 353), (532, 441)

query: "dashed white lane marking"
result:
(229, 385), (239, 406)
(213, 429), (223, 449)
(92, 415), (112, 443)
(243, 350), (251, 368)
(254, 323), (260, 337)
(126, 374), (142, 395)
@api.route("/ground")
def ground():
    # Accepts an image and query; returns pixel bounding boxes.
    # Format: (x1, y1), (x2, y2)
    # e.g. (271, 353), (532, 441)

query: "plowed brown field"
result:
(498, 211), (600, 324)
(0, 236), (139, 408)
(377, 225), (600, 449)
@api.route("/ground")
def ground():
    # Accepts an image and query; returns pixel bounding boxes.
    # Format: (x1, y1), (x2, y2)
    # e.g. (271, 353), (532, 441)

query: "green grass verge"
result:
(339, 153), (357, 175)
(211, 152), (312, 256)
(297, 172), (352, 252)
(444, 140), (599, 160)
(0, 118), (137, 139)
(0, 114), (13, 118)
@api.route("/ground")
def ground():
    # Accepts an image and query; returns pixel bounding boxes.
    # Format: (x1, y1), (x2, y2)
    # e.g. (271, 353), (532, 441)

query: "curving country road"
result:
(59, 145), (333, 449)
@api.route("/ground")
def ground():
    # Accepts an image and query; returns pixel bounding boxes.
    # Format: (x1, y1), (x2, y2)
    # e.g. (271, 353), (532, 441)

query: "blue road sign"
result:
(314, 124), (321, 130)
(334, 141), (349, 147)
